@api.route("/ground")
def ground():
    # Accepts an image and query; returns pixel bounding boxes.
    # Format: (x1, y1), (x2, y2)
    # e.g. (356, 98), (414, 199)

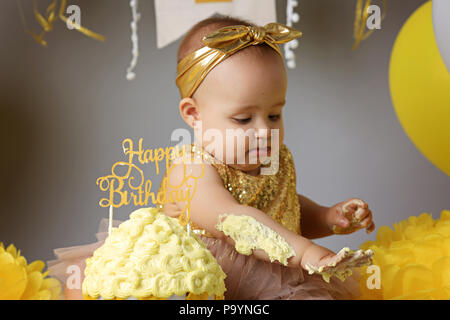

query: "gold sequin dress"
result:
(157, 143), (362, 300)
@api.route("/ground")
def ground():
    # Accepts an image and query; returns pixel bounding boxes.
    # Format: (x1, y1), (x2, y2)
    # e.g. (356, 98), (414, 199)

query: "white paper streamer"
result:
(126, 0), (140, 80)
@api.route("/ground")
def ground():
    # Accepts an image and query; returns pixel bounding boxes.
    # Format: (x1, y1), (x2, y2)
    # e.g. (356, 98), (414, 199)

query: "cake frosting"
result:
(332, 199), (367, 234)
(305, 247), (373, 283)
(215, 214), (296, 266)
(82, 207), (226, 299)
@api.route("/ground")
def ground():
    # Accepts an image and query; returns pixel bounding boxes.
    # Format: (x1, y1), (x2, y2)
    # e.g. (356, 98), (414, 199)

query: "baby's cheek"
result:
(276, 123), (285, 146)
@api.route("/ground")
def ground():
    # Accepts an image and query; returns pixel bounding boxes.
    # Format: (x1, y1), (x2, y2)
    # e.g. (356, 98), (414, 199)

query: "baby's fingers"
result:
(342, 199), (367, 213)
(329, 247), (352, 266)
(355, 207), (371, 220)
(365, 221), (375, 234)
(337, 248), (373, 268)
(360, 217), (371, 228)
(354, 250), (374, 266)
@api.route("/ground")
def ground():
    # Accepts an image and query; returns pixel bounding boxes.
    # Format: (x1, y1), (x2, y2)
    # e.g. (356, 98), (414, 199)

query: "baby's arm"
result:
(163, 159), (336, 270)
(299, 195), (375, 239)
(298, 195), (332, 239)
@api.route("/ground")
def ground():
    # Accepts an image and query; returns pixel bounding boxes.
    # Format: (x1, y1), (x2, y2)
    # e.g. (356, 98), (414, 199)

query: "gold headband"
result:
(176, 22), (302, 98)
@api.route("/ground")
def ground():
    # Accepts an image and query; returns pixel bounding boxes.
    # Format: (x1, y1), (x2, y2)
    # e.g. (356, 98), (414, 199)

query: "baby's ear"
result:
(179, 97), (200, 128)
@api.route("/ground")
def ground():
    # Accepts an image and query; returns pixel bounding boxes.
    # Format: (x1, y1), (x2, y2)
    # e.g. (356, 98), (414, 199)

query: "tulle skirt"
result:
(47, 218), (362, 300)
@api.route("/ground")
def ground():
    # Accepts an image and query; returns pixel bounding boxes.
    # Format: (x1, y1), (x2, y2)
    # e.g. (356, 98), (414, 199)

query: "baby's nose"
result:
(252, 126), (272, 142)
(254, 120), (272, 137)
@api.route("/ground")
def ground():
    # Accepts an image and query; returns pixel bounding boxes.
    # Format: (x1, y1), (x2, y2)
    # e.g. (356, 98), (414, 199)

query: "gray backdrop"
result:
(1, 0), (448, 264)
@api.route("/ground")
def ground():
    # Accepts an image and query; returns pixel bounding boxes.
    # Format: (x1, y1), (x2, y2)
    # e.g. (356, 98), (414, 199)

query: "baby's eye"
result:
(269, 114), (281, 121)
(232, 117), (252, 124)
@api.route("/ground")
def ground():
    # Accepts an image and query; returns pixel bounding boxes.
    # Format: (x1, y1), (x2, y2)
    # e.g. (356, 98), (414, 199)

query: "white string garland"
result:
(284, 0), (300, 69)
(126, 0), (140, 80)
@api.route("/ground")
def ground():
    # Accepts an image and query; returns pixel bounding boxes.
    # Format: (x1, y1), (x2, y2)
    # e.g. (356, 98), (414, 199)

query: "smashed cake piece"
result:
(216, 214), (296, 266)
(305, 247), (374, 283)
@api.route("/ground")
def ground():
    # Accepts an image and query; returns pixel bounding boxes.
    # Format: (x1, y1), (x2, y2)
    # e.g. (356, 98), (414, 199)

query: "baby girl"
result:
(159, 14), (375, 300)
(49, 14), (375, 300)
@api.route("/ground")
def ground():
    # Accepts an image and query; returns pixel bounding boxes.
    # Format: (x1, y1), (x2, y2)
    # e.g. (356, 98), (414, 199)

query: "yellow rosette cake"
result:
(82, 207), (226, 300)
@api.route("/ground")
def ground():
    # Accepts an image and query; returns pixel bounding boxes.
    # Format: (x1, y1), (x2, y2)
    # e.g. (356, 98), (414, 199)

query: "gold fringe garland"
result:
(353, 0), (387, 50)
(17, 0), (105, 46)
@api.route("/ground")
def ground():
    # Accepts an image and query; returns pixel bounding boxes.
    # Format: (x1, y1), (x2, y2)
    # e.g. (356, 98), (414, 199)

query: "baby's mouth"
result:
(248, 146), (271, 159)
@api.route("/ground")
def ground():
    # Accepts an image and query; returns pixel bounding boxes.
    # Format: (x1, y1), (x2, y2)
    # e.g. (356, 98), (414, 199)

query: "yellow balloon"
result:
(389, 1), (450, 176)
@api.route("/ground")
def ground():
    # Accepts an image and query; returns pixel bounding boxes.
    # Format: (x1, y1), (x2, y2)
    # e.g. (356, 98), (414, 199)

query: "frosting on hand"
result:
(82, 207), (226, 299)
(333, 199), (371, 234)
(305, 247), (373, 283)
(216, 214), (296, 266)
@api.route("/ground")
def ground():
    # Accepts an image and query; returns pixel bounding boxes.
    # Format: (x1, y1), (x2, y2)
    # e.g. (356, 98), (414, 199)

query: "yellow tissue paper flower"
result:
(358, 210), (450, 300)
(0, 242), (62, 300)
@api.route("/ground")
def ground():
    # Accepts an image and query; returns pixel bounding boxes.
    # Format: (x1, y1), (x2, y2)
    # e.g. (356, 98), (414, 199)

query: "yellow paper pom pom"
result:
(0, 243), (62, 300)
(358, 210), (450, 300)
(0, 251), (28, 300)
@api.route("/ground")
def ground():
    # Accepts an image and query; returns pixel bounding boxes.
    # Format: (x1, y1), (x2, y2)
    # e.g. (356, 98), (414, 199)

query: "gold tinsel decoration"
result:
(17, 0), (105, 46)
(353, 0), (387, 49)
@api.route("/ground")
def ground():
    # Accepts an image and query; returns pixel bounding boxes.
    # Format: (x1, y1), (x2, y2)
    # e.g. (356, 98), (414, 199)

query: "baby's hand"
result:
(326, 198), (375, 234)
(305, 247), (373, 283)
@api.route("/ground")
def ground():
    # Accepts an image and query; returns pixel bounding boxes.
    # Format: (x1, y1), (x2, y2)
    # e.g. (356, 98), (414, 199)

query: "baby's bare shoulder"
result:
(166, 152), (222, 188)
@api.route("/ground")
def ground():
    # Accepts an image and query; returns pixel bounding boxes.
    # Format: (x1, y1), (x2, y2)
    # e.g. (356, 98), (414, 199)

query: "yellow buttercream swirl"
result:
(215, 214), (296, 266)
(82, 207), (226, 299)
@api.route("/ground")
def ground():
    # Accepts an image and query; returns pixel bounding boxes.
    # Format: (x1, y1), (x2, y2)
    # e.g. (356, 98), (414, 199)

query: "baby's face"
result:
(192, 49), (287, 175)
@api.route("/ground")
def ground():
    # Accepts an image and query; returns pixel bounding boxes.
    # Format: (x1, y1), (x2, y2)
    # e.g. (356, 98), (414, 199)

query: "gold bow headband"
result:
(176, 22), (302, 98)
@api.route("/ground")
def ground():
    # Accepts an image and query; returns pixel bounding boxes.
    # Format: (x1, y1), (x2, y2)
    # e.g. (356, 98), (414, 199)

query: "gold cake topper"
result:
(96, 138), (204, 226)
